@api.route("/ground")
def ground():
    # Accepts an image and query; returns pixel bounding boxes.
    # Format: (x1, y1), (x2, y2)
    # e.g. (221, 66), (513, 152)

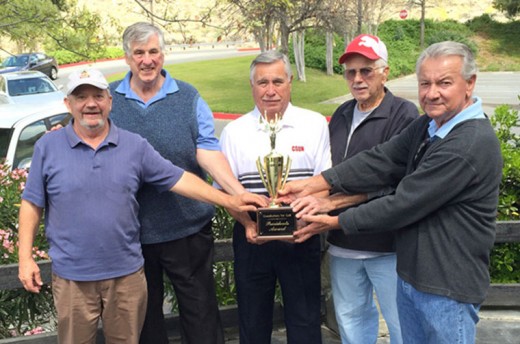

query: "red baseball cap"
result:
(338, 34), (388, 64)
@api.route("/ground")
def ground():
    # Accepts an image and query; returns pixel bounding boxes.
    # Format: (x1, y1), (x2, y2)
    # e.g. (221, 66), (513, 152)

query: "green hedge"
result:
(49, 46), (124, 65)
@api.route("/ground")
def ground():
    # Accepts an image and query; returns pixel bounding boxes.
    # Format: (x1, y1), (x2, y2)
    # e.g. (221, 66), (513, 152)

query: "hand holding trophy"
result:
(255, 112), (296, 239)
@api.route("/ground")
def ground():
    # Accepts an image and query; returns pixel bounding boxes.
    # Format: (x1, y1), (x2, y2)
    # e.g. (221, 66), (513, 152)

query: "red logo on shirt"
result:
(292, 146), (304, 152)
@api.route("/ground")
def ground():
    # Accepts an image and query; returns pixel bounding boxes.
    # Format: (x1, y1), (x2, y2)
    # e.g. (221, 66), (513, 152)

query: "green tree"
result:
(0, 0), (118, 60)
(0, 0), (60, 51)
(493, 0), (520, 19)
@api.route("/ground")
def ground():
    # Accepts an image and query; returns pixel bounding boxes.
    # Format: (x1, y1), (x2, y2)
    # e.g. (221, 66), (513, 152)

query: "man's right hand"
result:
(19, 259), (43, 293)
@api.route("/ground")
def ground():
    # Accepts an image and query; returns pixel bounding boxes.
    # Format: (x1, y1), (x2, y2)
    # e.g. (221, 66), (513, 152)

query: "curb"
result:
(58, 57), (125, 69)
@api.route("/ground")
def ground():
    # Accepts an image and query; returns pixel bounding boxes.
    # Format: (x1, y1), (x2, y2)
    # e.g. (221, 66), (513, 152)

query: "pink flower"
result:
(24, 327), (44, 336)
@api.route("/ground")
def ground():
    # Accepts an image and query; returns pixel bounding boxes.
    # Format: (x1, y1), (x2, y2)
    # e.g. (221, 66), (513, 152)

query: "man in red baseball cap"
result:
(290, 34), (418, 343)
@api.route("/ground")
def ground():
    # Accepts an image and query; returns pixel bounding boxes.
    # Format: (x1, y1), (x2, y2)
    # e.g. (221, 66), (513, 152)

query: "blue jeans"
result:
(396, 276), (480, 344)
(329, 253), (402, 344)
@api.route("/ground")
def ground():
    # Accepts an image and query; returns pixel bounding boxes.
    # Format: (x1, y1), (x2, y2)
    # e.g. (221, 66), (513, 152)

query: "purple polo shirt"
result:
(22, 121), (184, 281)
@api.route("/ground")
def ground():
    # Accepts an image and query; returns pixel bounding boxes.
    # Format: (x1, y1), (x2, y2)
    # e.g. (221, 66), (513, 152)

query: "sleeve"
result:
(338, 137), (478, 234)
(196, 97), (221, 151)
(364, 100), (419, 200)
(140, 139), (185, 192)
(21, 142), (46, 208)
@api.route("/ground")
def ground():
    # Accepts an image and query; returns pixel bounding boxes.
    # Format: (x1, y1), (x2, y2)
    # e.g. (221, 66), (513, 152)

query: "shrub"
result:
(489, 102), (520, 283)
(49, 46), (124, 65)
(291, 19), (487, 78)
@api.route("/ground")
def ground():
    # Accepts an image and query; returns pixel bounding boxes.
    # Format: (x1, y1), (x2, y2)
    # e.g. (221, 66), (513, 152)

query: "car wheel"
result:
(50, 67), (58, 80)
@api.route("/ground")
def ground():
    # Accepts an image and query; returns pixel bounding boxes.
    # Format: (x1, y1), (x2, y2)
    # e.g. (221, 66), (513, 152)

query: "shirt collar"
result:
(428, 96), (485, 139)
(65, 119), (119, 148)
(114, 69), (178, 107)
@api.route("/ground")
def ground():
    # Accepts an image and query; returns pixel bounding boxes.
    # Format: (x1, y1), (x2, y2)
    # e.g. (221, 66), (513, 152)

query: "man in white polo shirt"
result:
(218, 51), (331, 343)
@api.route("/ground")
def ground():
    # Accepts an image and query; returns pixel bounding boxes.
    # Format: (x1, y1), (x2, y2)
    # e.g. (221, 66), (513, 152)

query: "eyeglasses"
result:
(344, 66), (385, 81)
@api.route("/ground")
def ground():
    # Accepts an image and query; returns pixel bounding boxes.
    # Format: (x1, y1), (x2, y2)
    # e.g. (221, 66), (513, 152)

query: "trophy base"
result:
(256, 206), (296, 239)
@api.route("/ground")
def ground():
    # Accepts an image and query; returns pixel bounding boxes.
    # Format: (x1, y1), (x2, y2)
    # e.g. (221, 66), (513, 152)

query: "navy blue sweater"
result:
(109, 78), (215, 244)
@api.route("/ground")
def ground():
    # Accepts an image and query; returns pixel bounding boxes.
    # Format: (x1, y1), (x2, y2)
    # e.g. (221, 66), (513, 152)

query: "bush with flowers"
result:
(0, 163), (56, 338)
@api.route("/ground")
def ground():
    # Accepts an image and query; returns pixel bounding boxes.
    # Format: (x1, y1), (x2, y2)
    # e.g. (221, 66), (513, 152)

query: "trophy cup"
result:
(255, 113), (296, 239)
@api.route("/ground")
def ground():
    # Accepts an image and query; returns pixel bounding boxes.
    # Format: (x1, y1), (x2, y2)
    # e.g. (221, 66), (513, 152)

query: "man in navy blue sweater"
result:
(109, 22), (249, 344)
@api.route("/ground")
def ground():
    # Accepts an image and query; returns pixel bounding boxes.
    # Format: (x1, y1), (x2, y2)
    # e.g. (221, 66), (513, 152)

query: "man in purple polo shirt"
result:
(17, 68), (266, 344)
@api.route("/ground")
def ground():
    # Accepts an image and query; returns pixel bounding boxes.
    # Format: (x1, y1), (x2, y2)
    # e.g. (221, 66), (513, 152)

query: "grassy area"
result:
(107, 56), (347, 117)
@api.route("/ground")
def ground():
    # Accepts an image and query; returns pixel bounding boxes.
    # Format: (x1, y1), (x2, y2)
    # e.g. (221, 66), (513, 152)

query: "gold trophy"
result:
(255, 113), (296, 239)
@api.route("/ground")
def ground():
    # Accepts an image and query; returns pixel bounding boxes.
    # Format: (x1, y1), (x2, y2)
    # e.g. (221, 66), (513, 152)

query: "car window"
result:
(0, 128), (13, 160)
(2, 57), (18, 67)
(14, 113), (70, 169)
(8, 77), (58, 96)
(0, 77), (5, 92)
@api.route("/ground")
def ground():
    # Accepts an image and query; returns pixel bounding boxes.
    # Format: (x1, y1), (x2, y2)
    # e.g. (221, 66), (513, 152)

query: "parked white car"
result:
(0, 103), (70, 170)
(0, 70), (64, 105)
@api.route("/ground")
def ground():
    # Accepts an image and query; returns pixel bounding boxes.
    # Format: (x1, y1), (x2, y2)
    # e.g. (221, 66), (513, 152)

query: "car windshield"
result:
(2, 56), (28, 68)
(0, 128), (13, 160)
(8, 77), (58, 96)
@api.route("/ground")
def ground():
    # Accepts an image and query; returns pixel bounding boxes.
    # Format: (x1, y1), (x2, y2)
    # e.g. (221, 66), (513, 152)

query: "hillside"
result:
(79, 0), (506, 45)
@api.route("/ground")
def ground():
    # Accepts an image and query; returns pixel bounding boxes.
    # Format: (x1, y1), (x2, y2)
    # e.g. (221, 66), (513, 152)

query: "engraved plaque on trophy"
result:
(256, 113), (296, 239)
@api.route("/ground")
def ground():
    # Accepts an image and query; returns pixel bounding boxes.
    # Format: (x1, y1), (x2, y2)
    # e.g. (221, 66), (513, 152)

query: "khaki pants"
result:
(52, 268), (147, 344)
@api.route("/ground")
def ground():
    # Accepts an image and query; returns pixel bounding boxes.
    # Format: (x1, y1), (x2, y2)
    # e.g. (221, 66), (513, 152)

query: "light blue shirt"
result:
(428, 96), (486, 139)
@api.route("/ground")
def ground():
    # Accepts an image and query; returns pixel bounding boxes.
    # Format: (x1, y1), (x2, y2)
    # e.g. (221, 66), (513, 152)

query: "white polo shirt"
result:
(220, 103), (331, 195)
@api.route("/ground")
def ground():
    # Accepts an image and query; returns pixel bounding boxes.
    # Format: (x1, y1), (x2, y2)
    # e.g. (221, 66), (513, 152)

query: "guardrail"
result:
(164, 41), (256, 52)
(0, 221), (518, 343)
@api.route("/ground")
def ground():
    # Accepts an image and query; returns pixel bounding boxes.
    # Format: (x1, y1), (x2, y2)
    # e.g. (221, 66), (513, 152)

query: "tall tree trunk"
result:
(292, 31), (306, 82)
(280, 23), (290, 55)
(253, 28), (267, 52)
(326, 31), (334, 76)
(357, 0), (363, 35)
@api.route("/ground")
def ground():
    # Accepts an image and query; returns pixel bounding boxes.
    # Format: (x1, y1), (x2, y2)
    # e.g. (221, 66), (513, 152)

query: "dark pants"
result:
(139, 222), (224, 344)
(233, 222), (323, 344)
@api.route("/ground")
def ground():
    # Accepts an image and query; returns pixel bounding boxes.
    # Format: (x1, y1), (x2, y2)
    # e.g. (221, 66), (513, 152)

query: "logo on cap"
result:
(358, 36), (379, 51)
(338, 34), (388, 64)
(79, 70), (90, 79)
